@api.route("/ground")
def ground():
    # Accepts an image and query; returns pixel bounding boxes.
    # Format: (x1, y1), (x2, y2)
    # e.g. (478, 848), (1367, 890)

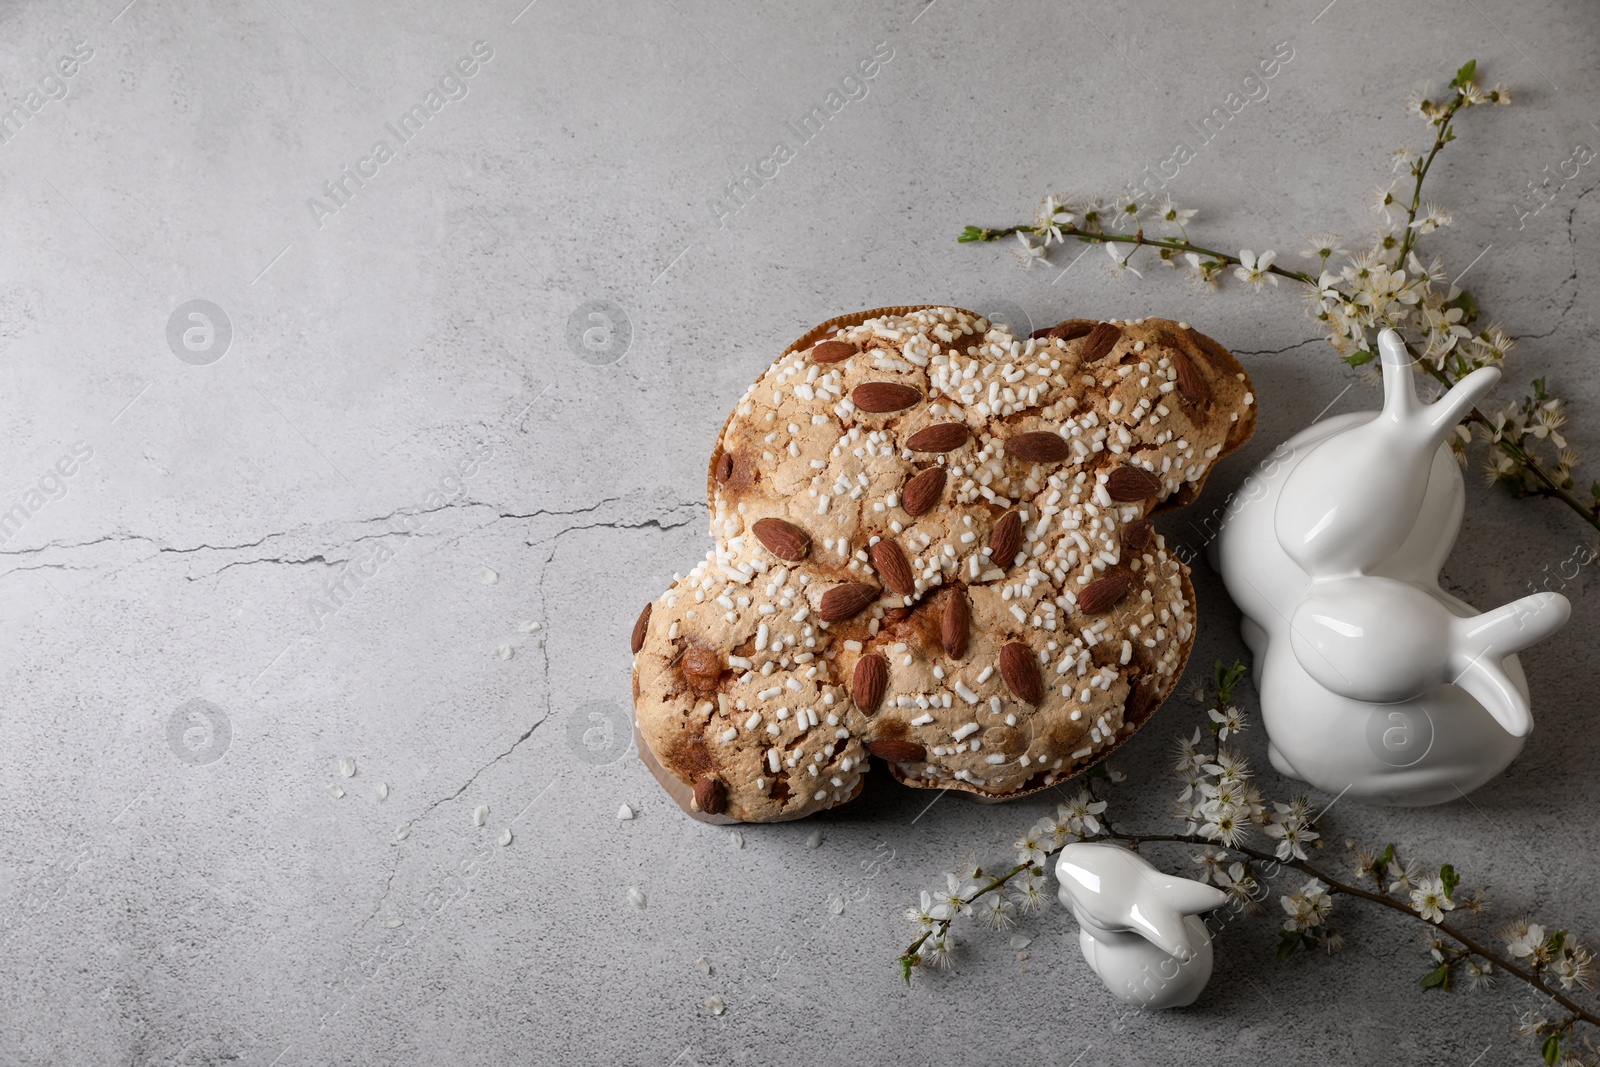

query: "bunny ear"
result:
(1425, 366), (1500, 438)
(1377, 329), (1421, 422)
(1158, 875), (1231, 917)
(1128, 870), (1228, 960)
(1377, 329), (1500, 445)
(1126, 901), (1198, 960)
(1450, 591), (1571, 737)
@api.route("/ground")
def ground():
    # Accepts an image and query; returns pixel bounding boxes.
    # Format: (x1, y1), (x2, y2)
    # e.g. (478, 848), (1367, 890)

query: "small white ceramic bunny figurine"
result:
(1055, 842), (1228, 1009)
(1213, 329), (1571, 805)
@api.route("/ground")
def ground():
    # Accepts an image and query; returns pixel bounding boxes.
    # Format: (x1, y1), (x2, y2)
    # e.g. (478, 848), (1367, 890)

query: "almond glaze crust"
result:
(631, 307), (1256, 823)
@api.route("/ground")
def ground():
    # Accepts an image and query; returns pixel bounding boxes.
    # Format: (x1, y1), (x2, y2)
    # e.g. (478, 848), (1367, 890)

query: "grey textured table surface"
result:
(2, 1), (1597, 1064)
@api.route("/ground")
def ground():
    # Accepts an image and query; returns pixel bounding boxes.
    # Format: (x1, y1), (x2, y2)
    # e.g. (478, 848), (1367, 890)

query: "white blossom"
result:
(977, 890), (1017, 932)
(1409, 876), (1455, 923)
(1408, 200), (1453, 235)
(1171, 726), (1205, 773)
(1014, 232), (1045, 270)
(1154, 194), (1196, 229)
(1012, 867), (1050, 913)
(1265, 818), (1319, 861)
(1013, 829), (1049, 868)
(1233, 249), (1279, 290)
(1105, 240), (1141, 278)
(1506, 920), (1547, 958)
(1281, 879), (1332, 932)
(1058, 790), (1107, 836)
(1387, 858), (1421, 894)
(1208, 704), (1245, 740)
(1192, 848), (1231, 886)
(904, 890), (948, 928)
(922, 930), (956, 971)
(1553, 945), (1594, 990)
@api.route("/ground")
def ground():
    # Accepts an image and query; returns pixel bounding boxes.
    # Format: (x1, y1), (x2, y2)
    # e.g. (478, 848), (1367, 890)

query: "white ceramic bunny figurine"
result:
(1213, 329), (1570, 805)
(1055, 842), (1228, 1009)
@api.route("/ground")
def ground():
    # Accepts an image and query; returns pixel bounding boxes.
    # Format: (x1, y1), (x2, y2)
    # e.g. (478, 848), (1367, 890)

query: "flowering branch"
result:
(898, 661), (1600, 1065)
(960, 225), (1319, 288)
(1115, 833), (1600, 1033)
(960, 60), (1600, 537)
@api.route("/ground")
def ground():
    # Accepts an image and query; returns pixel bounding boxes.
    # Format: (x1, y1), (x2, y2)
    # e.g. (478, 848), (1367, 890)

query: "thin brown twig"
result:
(1121, 833), (1600, 1029)
(900, 828), (1600, 1030)
(960, 76), (1600, 537)
(970, 224), (1318, 287)
(963, 222), (1600, 536)
(1395, 95), (1467, 267)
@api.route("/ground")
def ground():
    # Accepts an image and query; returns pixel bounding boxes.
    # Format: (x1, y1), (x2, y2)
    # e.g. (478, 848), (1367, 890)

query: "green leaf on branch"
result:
(1439, 864), (1459, 900)
(958, 225), (987, 244)
(1344, 347), (1376, 368)
(1273, 929), (1321, 962)
(898, 955), (916, 985)
(1419, 963), (1452, 991)
(1213, 660), (1247, 705)
(1542, 1033), (1562, 1066)
(1276, 930), (1301, 962)
(1446, 287), (1479, 325)
(1373, 843), (1395, 883)
(1451, 60), (1477, 89)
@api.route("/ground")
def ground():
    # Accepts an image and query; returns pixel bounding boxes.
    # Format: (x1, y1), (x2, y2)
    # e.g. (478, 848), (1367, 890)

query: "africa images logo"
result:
(0, 442), (95, 546)
(707, 41), (895, 229)
(1121, 41), (1295, 207)
(0, 40), (94, 149)
(306, 42), (494, 228)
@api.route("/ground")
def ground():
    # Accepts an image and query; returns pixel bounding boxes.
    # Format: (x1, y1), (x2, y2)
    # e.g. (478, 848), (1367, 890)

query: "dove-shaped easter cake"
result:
(630, 306), (1257, 822)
